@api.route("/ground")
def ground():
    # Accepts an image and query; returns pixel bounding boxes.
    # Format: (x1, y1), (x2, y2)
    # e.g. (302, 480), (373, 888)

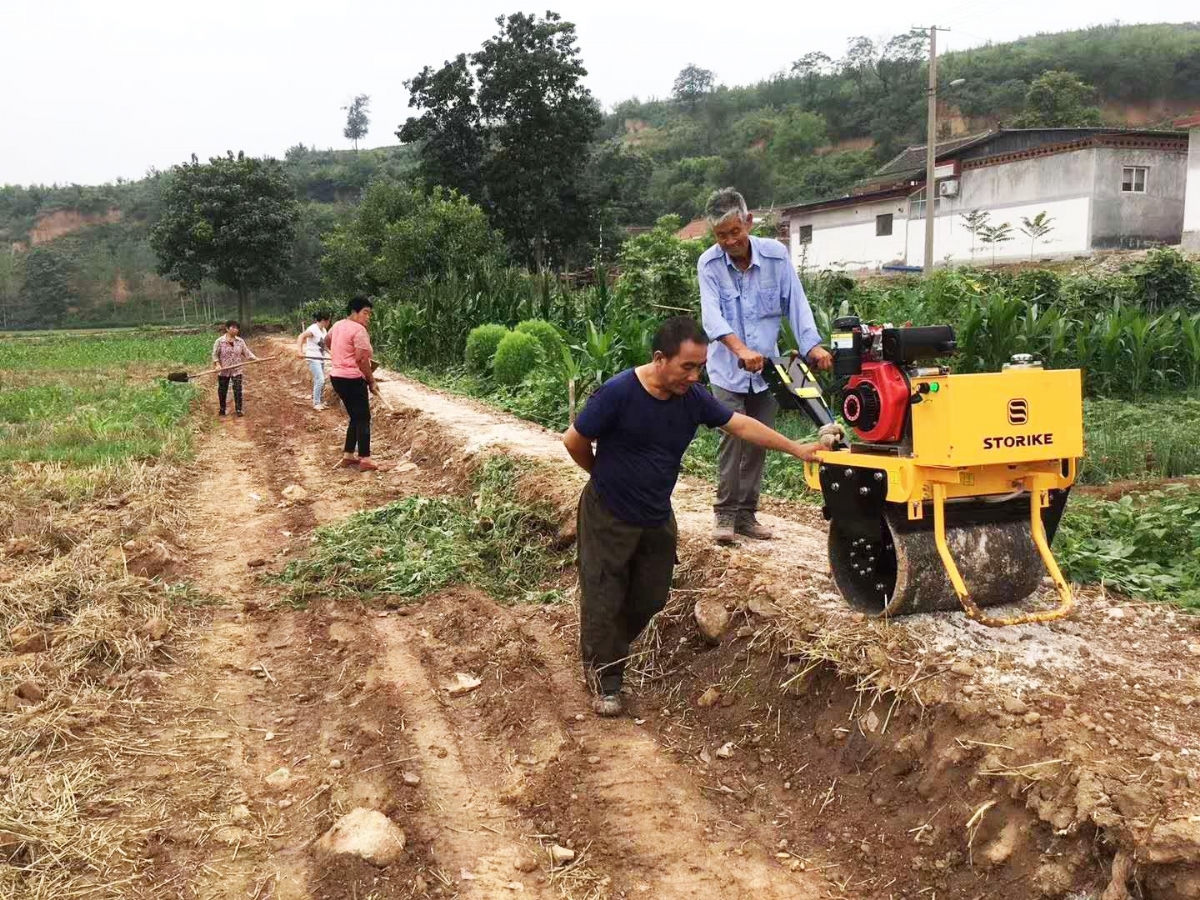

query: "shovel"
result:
(166, 356), (277, 383)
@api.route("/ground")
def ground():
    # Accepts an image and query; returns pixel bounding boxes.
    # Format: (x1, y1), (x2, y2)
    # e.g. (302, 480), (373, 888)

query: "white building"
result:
(1180, 114), (1200, 251)
(781, 128), (1190, 272)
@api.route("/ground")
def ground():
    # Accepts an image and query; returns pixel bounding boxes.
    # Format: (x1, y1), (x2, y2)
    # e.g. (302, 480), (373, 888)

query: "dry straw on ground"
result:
(0, 459), (195, 898)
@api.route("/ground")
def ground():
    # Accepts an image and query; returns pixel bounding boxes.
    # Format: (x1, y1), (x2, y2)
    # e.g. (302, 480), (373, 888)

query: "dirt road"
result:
(27, 344), (1199, 899)
(116, 349), (835, 900)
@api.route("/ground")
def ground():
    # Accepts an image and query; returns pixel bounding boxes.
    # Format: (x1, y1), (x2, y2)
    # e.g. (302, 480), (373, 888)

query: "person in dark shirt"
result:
(562, 316), (833, 717)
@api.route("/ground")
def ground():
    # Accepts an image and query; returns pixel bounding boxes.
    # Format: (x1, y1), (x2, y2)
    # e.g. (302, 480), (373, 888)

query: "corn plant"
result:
(1181, 313), (1200, 391)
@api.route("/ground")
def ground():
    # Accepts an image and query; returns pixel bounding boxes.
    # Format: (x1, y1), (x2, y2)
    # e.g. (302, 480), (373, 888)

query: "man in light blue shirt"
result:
(698, 188), (832, 543)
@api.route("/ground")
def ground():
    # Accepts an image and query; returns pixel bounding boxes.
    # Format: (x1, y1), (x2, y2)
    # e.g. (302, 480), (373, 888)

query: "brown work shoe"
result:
(592, 694), (623, 717)
(735, 515), (774, 541)
(714, 512), (737, 544)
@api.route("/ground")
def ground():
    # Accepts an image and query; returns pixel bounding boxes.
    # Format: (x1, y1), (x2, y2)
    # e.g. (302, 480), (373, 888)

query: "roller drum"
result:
(828, 504), (1046, 616)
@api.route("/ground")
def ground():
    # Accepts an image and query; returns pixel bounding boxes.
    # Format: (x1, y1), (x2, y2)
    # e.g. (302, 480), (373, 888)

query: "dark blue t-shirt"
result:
(574, 368), (733, 527)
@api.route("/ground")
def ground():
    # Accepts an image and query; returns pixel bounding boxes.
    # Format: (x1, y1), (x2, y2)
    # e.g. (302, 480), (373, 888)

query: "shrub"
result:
(493, 331), (543, 386)
(465, 324), (509, 373)
(1128, 248), (1200, 311)
(515, 319), (565, 364)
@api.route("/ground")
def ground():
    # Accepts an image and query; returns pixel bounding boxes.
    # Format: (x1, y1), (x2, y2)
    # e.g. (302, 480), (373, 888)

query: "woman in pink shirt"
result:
(327, 297), (380, 471)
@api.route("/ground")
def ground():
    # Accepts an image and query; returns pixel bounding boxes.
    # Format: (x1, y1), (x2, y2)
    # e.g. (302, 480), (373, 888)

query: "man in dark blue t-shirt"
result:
(563, 316), (829, 717)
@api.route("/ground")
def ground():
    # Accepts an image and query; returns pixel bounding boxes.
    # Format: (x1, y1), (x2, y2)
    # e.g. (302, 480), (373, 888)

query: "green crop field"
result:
(0, 330), (212, 472)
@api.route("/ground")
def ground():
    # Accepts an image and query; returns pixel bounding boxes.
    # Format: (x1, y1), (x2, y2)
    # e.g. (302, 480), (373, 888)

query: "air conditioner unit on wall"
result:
(938, 179), (960, 197)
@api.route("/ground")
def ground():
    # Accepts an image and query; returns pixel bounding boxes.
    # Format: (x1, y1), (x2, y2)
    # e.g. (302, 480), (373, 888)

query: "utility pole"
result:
(924, 24), (941, 274)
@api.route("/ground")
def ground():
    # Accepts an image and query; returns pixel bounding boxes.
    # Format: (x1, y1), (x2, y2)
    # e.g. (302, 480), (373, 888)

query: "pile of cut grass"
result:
(279, 457), (570, 605)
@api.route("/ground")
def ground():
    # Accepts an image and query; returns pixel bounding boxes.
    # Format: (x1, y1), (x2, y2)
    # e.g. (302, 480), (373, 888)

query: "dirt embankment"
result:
(27, 207), (123, 246)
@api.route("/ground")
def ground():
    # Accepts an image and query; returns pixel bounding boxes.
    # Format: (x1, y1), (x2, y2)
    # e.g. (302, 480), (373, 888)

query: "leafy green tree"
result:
(0, 247), (21, 329)
(960, 209), (991, 262)
(1010, 71), (1103, 127)
(342, 94), (371, 150)
(1020, 212), (1055, 259)
(613, 215), (704, 312)
(473, 12), (602, 268)
(150, 152), (299, 328)
(399, 12), (601, 269)
(321, 181), (505, 300)
(672, 64), (715, 110)
(19, 246), (73, 328)
(399, 55), (485, 199)
(979, 222), (1015, 265)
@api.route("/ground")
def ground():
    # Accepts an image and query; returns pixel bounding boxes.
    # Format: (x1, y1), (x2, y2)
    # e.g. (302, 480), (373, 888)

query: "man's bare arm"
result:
(722, 413), (820, 461)
(562, 426), (596, 473)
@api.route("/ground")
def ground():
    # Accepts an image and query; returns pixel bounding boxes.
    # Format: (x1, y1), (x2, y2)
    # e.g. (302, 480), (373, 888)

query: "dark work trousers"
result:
(331, 376), (371, 458)
(576, 482), (677, 695)
(217, 375), (243, 414)
(712, 384), (777, 519)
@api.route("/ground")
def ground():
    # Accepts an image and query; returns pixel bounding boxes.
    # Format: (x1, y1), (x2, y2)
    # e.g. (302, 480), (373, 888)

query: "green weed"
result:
(277, 458), (568, 604)
(1057, 486), (1200, 610)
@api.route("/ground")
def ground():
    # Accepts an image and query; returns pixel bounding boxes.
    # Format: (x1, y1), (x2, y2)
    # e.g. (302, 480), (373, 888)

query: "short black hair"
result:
(652, 316), (709, 358)
(313, 309), (331, 322)
(348, 296), (374, 314)
(225, 319), (239, 329)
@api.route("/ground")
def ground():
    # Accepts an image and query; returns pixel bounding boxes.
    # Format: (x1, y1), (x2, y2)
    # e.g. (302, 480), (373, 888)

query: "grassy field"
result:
(0, 332), (211, 474)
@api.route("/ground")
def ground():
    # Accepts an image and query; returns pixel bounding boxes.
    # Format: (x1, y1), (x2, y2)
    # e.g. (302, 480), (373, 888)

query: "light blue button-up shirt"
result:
(698, 235), (822, 395)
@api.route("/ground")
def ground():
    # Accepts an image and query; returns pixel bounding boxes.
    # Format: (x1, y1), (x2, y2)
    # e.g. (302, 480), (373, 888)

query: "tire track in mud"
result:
(383, 594), (829, 899)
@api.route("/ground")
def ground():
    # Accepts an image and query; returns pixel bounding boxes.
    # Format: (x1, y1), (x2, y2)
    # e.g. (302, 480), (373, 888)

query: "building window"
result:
(876, 213), (893, 236)
(798, 224), (813, 244)
(909, 197), (943, 220)
(1121, 166), (1147, 193)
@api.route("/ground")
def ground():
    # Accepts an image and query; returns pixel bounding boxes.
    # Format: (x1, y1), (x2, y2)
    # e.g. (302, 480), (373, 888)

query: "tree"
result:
(321, 181), (505, 300)
(672, 64), (715, 110)
(399, 12), (601, 269)
(960, 209), (991, 262)
(0, 247), (21, 329)
(1019, 212), (1055, 259)
(150, 152), (299, 328)
(343, 94), (371, 151)
(1010, 71), (1103, 127)
(19, 247), (73, 328)
(979, 222), (1015, 266)
(398, 55), (484, 199)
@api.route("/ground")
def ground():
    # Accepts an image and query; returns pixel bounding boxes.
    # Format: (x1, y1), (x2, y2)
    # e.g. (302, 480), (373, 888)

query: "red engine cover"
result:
(843, 362), (909, 443)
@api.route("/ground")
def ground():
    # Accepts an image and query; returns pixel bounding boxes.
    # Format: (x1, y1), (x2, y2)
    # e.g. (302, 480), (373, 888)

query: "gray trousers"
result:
(713, 385), (777, 518)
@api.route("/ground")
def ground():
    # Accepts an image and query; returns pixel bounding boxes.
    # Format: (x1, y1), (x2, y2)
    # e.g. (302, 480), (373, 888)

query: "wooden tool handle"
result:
(194, 355), (278, 378)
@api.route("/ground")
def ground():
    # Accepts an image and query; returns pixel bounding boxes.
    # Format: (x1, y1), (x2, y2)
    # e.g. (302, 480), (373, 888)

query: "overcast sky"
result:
(0, 1), (1191, 186)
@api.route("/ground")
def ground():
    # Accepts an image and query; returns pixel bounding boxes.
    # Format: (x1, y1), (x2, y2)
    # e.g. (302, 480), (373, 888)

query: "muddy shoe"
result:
(735, 515), (774, 540)
(714, 513), (737, 544)
(358, 458), (380, 472)
(592, 693), (623, 717)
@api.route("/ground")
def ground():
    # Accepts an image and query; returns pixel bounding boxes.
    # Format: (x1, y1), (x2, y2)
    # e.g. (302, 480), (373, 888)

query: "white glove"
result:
(818, 422), (845, 449)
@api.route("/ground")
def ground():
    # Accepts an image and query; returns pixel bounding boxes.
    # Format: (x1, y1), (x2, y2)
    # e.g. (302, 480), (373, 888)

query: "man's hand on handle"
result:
(736, 346), (765, 373)
(807, 346), (834, 371)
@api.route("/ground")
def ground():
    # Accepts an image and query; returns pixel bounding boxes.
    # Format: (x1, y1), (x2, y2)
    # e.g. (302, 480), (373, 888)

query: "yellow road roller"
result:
(763, 317), (1083, 627)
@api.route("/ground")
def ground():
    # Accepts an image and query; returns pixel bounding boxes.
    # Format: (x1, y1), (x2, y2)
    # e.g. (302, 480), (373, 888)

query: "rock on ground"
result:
(317, 808), (406, 867)
(693, 598), (730, 644)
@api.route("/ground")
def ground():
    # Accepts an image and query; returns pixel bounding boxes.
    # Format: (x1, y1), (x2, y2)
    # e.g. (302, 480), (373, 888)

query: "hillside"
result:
(1, 22), (1197, 330)
(604, 22), (1200, 221)
(0, 145), (416, 329)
